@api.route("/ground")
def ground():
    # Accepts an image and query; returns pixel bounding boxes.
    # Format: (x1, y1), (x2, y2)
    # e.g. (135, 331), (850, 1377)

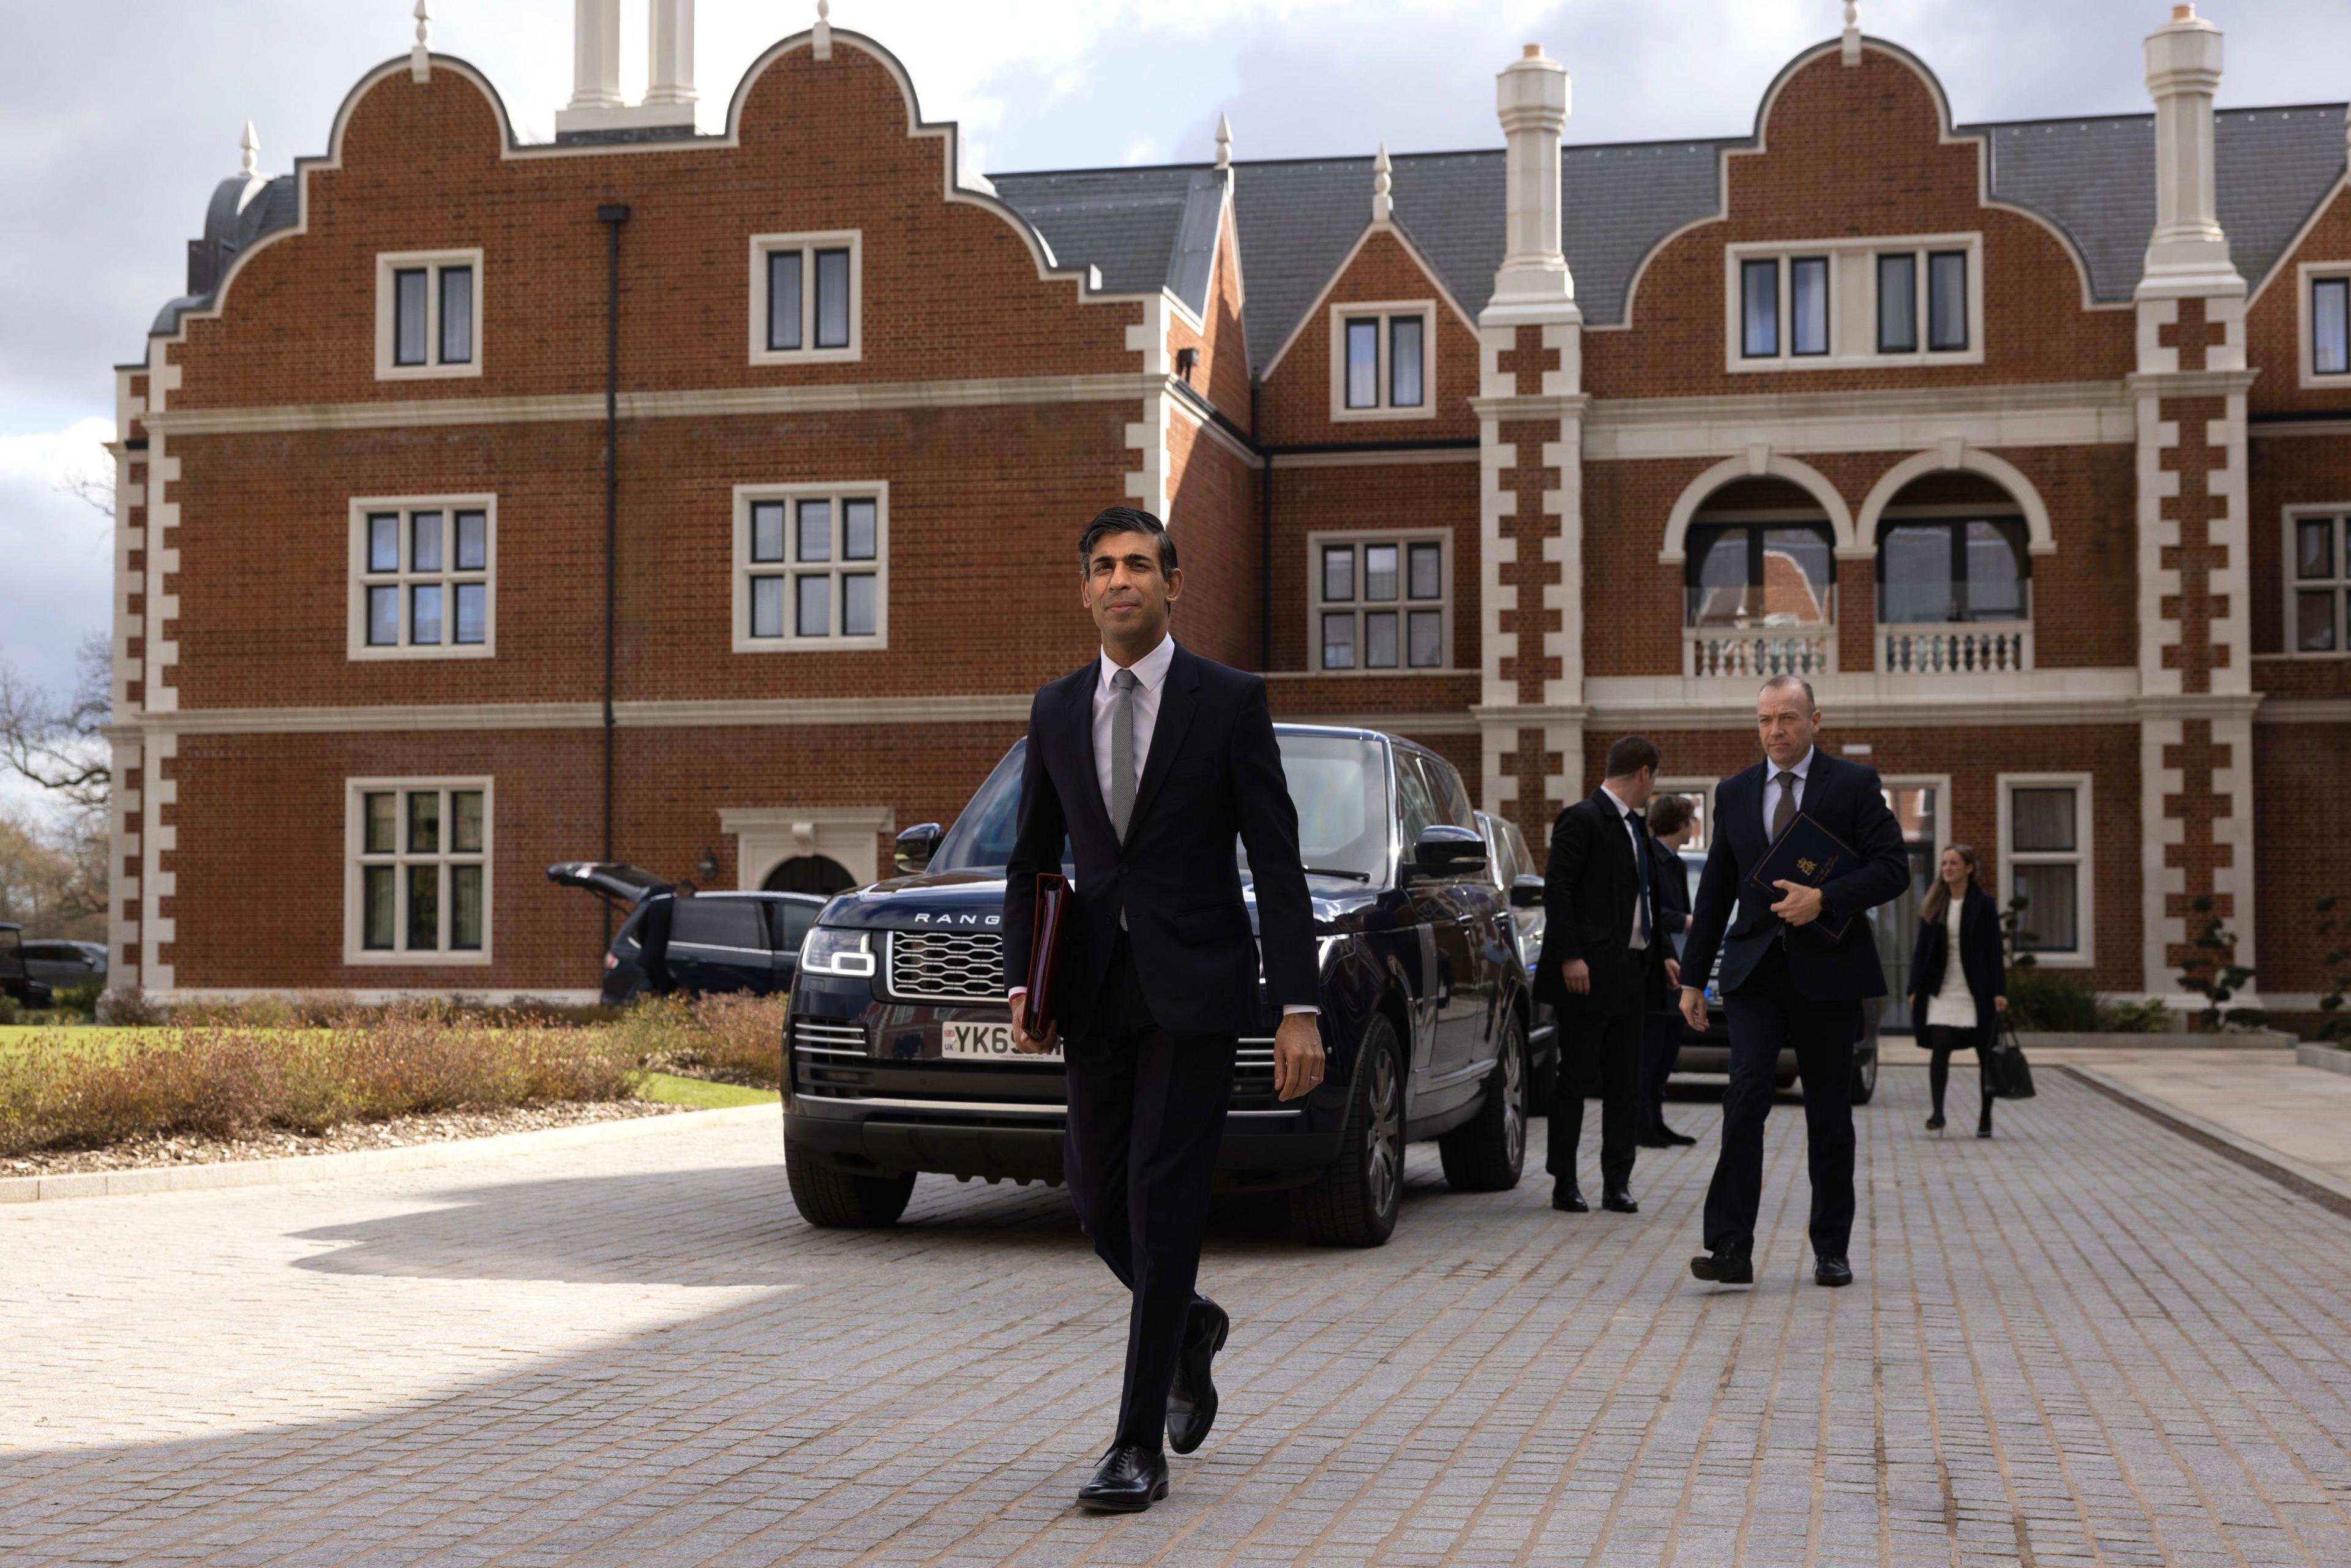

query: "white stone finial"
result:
(813, 0), (832, 62)
(410, 0), (432, 83)
(1841, 2), (1861, 66)
(239, 121), (259, 177)
(1485, 42), (1579, 324)
(1215, 112), (1232, 172)
(2137, 1), (2244, 299)
(1371, 143), (1393, 224)
(647, 0), (697, 107)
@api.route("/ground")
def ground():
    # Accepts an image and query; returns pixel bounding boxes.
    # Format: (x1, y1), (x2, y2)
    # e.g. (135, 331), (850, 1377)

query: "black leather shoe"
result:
(1976, 1125), (1993, 1139)
(1925, 1115), (1946, 1133)
(1655, 1125), (1697, 1146)
(1815, 1256), (1854, 1287)
(1602, 1187), (1638, 1214)
(1552, 1182), (1588, 1213)
(1166, 1297), (1229, 1455)
(1076, 1444), (1169, 1512)
(1690, 1248), (1753, 1285)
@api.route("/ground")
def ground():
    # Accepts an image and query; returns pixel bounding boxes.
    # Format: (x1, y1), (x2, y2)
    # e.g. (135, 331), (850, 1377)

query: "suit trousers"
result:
(1547, 1007), (1641, 1190)
(1702, 943), (1861, 1259)
(1062, 932), (1237, 1453)
(1638, 1009), (1682, 1136)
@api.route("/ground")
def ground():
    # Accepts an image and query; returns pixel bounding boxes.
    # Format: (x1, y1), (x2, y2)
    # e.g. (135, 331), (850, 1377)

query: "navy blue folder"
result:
(1744, 812), (1858, 943)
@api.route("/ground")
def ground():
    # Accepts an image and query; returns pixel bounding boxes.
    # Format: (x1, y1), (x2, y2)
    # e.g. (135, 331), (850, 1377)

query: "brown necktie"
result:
(1771, 771), (1799, 841)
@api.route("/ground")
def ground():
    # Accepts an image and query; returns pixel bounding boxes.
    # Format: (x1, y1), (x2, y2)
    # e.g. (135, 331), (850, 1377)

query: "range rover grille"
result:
(887, 929), (1006, 1003)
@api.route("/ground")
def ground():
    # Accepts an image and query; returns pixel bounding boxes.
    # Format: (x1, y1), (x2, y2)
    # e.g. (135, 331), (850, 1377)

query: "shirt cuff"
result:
(1281, 1004), (1319, 1016)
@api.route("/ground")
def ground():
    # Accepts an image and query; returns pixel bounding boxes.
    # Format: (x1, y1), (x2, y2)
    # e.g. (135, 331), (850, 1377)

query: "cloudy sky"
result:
(2, 0), (2346, 730)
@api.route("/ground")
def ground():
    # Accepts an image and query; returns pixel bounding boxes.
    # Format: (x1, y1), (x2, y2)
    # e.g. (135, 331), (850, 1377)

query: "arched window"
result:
(762, 855), (855, 895)
(1680, 481), (1836, 629)
(1873, 473), (2031, 624)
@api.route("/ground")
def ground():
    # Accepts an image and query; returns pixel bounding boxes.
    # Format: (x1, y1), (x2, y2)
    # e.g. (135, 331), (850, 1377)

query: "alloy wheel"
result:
(1365, 1046), (1402, 1220)
(1501, 1030), (1526, 1171)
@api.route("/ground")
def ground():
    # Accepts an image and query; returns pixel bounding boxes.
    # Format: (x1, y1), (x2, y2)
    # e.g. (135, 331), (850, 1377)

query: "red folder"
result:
(1022, 871), (1071, 1038)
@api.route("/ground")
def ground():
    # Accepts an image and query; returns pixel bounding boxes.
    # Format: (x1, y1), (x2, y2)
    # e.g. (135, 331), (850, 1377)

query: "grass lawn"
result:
(634, 1070), (779, 1109)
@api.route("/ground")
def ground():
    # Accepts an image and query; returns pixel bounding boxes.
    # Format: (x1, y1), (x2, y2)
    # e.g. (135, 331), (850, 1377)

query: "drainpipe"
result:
(596, 202), (629, 944)
(1254, 377), (1270, 672)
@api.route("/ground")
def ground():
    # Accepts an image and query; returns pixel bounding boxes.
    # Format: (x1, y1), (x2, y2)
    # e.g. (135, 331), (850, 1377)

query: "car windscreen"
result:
(933, 733), (1390, 883)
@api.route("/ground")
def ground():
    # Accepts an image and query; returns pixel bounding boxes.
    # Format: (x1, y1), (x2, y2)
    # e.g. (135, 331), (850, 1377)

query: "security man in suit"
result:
(1535, 735), (1674, 1217)
(1639, 793), (1698, 1147)
(1679, 675), (1909, 1288)
(1003, 506), (1322, 1514)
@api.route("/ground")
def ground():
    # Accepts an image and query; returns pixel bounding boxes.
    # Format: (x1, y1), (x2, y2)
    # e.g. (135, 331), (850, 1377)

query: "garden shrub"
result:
(2004, 970), (2100, 1032)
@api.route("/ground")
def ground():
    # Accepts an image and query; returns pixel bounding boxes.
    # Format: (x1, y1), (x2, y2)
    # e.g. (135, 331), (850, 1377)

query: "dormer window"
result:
(2298, 266), (2351, 386)
(1328, 300), (1436, 420)
(750, 231), (861, 364)
(375, 250), (482, 380)
(1726, 235), (1981, 372)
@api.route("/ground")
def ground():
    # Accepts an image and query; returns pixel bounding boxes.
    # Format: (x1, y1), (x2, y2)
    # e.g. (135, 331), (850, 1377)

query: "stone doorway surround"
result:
(718, 806), (896, 891)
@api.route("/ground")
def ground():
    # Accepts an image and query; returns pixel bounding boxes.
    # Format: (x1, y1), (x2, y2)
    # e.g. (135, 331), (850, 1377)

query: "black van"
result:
(546, 863), (827, 1003)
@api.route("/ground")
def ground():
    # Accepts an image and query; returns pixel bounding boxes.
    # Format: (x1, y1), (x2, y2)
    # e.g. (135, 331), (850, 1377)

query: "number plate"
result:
(941, 1020), (1057, 1062)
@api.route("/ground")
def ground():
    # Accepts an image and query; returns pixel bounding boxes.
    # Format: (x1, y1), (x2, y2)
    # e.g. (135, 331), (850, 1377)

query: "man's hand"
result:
(1273, 1012), (1324, 1101)
(1006, 993), (1059, 1055)
(1769, 879), (1825, 927)
(1679, 986), (1709, 1032)
(1663, 956), (1681, 989)
(1559, 958), (1591, 995)
(1993, 995), (2008, 1014)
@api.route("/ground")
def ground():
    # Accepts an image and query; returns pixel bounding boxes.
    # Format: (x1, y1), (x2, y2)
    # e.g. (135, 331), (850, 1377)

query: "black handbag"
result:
(1984, 1019), (2037, 1100)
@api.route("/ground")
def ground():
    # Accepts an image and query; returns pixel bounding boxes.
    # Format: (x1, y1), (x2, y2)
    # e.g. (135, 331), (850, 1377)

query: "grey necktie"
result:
(1771, 770), (1799, 841)
(1110, 667), (1139, 841)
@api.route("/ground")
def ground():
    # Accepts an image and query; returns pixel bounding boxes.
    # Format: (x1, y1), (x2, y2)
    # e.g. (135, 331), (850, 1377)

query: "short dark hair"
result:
(1758, 673), (1817, 710)
(1605, 734), (1661, 779)
(1076, 506), (1177, 578)
(1649, 793), (1693, 837)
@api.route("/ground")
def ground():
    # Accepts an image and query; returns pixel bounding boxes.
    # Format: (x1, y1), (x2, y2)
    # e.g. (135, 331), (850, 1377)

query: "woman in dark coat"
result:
(1907, 845), (2008, 1136)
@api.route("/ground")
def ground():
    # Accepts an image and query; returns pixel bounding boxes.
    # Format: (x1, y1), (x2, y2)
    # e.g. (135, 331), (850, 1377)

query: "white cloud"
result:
(0, 417), (115, 702)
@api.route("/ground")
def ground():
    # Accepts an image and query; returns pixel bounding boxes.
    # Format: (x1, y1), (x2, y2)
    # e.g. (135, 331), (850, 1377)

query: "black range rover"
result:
(783, 724), (1535, 1247)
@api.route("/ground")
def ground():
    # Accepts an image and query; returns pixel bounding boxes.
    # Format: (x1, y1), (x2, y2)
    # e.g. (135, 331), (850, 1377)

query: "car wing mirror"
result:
(894, 822), (943, 876)
(1408, 825), (1488, 883)
(1509, 874), (1545, 909)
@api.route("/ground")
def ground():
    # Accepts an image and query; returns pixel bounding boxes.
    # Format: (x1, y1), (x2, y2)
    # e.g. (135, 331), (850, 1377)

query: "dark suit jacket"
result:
(1908, 883), (2006, 1037)
(1682, 752), (1910, 1003)
(1649, 833), (1692, 939)
(1001, 642), (1318, 1040)
(1534, 787), (1668, 1018)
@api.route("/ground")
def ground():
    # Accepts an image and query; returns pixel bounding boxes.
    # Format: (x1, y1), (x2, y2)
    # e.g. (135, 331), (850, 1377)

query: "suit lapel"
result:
(1063, 664), (1117, 844)
(1124, 644), (1200, 839)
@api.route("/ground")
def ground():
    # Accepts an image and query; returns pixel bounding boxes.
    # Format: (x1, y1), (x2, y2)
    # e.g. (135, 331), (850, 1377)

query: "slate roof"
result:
(990, 104), (2350, 378)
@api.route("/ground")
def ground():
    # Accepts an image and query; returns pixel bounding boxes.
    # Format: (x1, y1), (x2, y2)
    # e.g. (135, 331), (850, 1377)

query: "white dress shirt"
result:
(1093, 631), (1177, 817)
(1598, 782), (1651, 951)
(1761, 746), (1817, 839)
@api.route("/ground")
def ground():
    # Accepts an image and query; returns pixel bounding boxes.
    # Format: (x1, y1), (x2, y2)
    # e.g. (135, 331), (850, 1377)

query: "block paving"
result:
(4, 1067), (2349, 1566)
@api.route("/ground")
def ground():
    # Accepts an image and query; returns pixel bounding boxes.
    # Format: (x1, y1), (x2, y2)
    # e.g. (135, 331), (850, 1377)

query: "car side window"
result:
(772, 901), (817, 952)
(1395, 756), (1441, 850)
(672, 899), (766, 950)
(1422, 756), (1477, 830)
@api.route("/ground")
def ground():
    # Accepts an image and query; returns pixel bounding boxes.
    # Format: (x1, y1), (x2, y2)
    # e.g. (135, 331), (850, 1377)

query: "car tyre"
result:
(1292, 1013), (1404, 1248)
(1438, 1015), (1526, 1191)
(786, 1142), (917, 1228)
(1849, 1039), (1879, 1105)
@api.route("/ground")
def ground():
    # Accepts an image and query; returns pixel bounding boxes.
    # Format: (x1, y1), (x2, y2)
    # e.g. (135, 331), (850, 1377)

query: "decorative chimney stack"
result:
(2136, 3), (2243, 299)
(1370, 144), (1393, 225)
(645, 0), (696, 108)
(557, 0), (696, 137)
(1484, 43), (1577, 326)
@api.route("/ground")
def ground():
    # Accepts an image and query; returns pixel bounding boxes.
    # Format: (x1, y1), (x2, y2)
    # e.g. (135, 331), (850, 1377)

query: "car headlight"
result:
(800, 926), (877, 977)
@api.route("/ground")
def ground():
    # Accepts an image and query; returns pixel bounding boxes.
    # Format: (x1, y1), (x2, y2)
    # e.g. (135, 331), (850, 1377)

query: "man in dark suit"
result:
(1639, 794), (1698, 1147)
(1679, 675), (1910, 1288)
(1534, 735), (1673, 1217)
(1002, 506), (1322, 1514)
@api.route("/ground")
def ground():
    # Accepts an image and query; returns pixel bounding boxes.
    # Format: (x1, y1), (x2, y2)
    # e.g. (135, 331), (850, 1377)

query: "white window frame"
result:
(748, 230), (863, 366)
(732, 481), (889, 652)
(373, 249), (484, 381)
(1325, 299), (1438, 422)
(347, 495), (497, 661)
(1308, 528), (1453, 674)
(343, 777), (493, 966)
(2282, 503), (2351, 658)
(1997, 771), (2093, 969)
(1723, 234), (1983, 373)
(2295, 263), (2351, 389)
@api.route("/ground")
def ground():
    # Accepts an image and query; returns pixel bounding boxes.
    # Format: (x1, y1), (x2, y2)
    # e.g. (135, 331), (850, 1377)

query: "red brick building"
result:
(108, 3), (2351, 1019)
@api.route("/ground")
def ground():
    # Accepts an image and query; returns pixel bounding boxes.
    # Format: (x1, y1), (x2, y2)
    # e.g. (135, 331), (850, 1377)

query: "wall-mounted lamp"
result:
(696, 847), (720, 882)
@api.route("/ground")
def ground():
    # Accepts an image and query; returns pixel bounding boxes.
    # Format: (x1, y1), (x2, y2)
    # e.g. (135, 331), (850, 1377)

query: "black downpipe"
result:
(596, 203), (630, 946)
(1253, 378), (1270, 672)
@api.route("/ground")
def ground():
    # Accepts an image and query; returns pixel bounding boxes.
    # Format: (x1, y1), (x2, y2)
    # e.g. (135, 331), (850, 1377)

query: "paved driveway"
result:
(4, 1067), (2349, 1566)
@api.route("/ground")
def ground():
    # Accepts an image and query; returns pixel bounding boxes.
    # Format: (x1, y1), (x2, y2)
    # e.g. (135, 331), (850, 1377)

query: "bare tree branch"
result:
(0, 634), (111, 810)
(54, 457), (115, 522)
